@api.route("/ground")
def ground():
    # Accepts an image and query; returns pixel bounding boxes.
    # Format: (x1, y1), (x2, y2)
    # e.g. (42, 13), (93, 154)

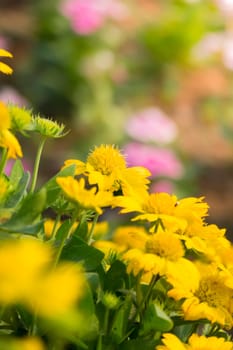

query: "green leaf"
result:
(139, 303), (173, 335)
(61, 235), (104, 271)
(0, 188), (46, 234)
(44, 164), (76, 208)
(8, 159), (24, 183)
(121, 338), (158, 350)
(4, 172), (30, 208)
(72, 219), (88, 241)
(104, 260), (127, 292)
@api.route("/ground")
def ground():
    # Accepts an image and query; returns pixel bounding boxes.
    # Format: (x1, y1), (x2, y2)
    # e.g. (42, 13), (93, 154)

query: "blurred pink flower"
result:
(215, 0), (233, 16)
(125, 107), (177, 144)
(60, 0), (128, 35)
(124, 142), (184, 179)
(193, 32), (233, 70)
(0, 36), (9, 50)
(150, 180), (175, 194)
(4, 159), (32, 177)
(0, 87), (28, 107)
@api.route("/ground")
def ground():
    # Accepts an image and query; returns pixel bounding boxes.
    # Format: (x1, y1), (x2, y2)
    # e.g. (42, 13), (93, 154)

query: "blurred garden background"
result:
(1, 0), (233, 235)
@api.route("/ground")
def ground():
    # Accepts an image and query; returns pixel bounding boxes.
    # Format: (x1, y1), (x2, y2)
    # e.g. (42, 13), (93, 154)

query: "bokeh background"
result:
(1, 0), (233, 235)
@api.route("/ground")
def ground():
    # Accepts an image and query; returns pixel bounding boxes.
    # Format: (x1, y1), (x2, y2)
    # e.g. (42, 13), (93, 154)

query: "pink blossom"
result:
(0, 87), (28, 107)
(193, 32), (233, 70)
(150, 180), (175, 194)
(125, 107), (177, 144)
(60, 0), (128, 35)
(4, 159), (32, 177)
(215, 0), (233, 16)
(124, 143), (184, 179)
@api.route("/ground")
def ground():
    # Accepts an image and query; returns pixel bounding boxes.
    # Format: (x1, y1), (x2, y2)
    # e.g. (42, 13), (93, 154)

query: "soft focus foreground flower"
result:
(60, 0), (128, 35)
(5, 337), (45, 350)
(125, 107), (177, 144)
(157, 333), (233, 350)
(0, 238), (85, 318)
(0, 239), (52, 305)
(0, 49), (13, 75)
(124, 142), (184, 178)
(56, 176), (113, 214)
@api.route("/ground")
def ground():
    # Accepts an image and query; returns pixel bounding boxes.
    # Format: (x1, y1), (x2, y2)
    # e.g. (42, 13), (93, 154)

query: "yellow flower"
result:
(0, 239), (52, 304)
(29, 263), (85, 317)
(93, 240), (124, 257)
(123, 231), (199, 285)
(8, 337), (45, 350)
(0, 101), (11, 130)
(157, 333), (233, 350)
(89, 220), (109, 239)
(0, 49), (13, 75)
(113, 225), (149, 250)
(0, 129), (23, 158)
(115, 192), (187, 232)
(169, 262), (233, 328)
(56, 176), (113, 214)
(62, 145), (151, 195)
(115, 192), (209, 234)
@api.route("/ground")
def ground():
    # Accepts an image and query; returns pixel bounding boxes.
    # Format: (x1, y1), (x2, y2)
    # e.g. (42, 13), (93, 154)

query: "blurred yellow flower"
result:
(0, 49), (13, 75)
(0, 101), (11, 130)
(0, 239), (52, 304)
(29, 263), (85, 317)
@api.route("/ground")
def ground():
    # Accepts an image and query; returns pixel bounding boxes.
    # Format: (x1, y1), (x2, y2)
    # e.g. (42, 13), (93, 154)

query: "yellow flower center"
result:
(87, 145), (126, 175)
(145, 232), (184, 261)
(143, 193), (177, 215)
(195, 277), (229, 308)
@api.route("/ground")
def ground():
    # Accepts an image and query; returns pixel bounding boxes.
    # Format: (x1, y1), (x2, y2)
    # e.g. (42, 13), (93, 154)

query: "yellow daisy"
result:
(168, 262), (233, 329)
(157, 333), (233, 350)
(56, 176), (113, 214)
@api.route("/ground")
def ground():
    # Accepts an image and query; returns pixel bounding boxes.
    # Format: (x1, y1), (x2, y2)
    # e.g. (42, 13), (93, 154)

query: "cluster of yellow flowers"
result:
(1, 48), (233, 349)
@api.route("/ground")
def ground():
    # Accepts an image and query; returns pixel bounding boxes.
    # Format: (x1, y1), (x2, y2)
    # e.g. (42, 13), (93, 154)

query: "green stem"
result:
(53, 213), (78, 267)
(50, 214), (61, 240)
(133, 274), (159, 323)
(0, 148), (8, 175)
(28, 312), (37, 336)
(29, 137), (46, 193)
(87, 212), (99, 244)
